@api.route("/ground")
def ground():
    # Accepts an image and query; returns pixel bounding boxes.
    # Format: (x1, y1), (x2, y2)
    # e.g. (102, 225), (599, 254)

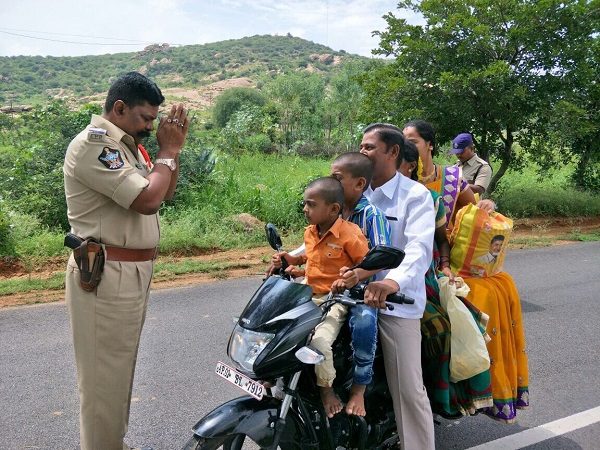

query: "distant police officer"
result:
(450, 132), (492, 196)
(63, 72), (188, 450)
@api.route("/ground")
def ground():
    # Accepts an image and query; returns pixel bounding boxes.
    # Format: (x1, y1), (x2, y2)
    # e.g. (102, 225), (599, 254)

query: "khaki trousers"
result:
(66, 256), (153, 450)
(310, 295), (348, 387)
(379, 314), (435, 450)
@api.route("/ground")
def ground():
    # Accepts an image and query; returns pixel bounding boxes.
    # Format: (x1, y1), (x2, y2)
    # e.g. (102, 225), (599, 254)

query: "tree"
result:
(212, 87), (266, 128)
(361, 0), (597, 194)
(0, 101), (101, 231)
(325, 60), (371, 149)
(264, 72), (326, 149)
(536, 19), (600, 192)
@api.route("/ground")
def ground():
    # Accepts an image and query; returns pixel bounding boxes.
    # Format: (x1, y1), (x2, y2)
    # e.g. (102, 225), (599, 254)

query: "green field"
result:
(3, 151), (600, 264)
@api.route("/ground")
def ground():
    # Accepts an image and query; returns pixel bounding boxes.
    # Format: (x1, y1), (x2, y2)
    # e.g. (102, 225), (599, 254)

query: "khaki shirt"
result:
(458, 154), (492, 192)
(63, 114), (159, 249)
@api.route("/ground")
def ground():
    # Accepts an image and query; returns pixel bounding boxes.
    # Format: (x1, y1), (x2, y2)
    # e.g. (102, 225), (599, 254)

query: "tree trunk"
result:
(479, 122), (489, 161)
(573, 143), (591, 189)
(487, 128), (513, 197)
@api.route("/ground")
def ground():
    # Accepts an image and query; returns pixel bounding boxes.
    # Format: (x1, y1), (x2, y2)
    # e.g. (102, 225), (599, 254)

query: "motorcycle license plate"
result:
(215, 361), (264, 400)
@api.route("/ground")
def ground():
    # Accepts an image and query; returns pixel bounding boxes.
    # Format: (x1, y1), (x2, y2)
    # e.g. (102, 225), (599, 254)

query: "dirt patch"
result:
(0, 257), (24, 276)
(161, 77), (255, 110)
(0, 246), (272, 309)
(513, 216), (600, 235)
(1, 217), (599, 309)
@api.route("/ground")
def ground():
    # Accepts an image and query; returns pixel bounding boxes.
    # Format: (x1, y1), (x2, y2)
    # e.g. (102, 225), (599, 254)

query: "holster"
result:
(71, 237), (105, 292)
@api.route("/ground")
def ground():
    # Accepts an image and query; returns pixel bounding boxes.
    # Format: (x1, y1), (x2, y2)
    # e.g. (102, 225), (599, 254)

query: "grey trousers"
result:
(379, 314), (435, 450)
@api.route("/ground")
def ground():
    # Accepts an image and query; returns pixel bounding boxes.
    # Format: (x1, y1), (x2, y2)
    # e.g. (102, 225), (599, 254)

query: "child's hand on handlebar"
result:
(284, 265), (305, 278)
(271, 252), (284, 269)
(272, 252), (303, 268)
(267, 252), (286, 276)
(330, 267), (359, 294)
(364, 279), (400, 309)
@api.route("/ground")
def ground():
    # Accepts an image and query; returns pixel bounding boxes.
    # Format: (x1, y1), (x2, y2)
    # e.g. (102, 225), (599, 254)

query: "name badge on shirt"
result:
(88, 127), (107, 142)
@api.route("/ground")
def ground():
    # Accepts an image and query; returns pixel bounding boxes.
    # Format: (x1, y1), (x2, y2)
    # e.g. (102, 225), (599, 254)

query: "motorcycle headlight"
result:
(228, 324), (275, 372)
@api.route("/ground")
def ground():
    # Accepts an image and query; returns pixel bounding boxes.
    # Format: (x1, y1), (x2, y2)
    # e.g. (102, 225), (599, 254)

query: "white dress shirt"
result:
(365, 172), (435, 319)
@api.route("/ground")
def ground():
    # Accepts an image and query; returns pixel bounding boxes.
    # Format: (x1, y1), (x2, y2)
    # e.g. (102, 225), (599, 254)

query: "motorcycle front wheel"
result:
(183, 433), (302, 450)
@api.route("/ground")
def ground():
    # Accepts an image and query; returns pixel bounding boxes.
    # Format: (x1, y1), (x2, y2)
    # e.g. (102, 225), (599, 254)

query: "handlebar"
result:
(385, 292), (415, 305)
(279, 255), (289, 272)
(336, 283), (415, 311)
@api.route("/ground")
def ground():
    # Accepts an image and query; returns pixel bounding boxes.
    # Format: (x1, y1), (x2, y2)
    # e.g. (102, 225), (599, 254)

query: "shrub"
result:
(0, 101), (101, 231)
(573, 161), (600, 194)
(493, 163), (600, 218)
(243, 134), (273, 153)
(291, 140), (340, 158)
(0, 205), (14, 257)
(496, 186), (600, 218)
(174, 146), (217, 203)
(213, 87), (266, 128)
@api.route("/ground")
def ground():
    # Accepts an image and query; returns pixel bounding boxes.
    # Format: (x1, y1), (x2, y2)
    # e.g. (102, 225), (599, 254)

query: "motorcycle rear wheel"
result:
(183, 433), (301, 450)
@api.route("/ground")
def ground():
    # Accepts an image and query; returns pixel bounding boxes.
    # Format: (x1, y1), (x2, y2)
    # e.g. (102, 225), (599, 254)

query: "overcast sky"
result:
(0, 0), (423, 58)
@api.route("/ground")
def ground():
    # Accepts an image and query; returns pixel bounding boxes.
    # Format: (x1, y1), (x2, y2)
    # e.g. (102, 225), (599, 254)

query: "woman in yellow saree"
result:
(403, 119), (529, 423)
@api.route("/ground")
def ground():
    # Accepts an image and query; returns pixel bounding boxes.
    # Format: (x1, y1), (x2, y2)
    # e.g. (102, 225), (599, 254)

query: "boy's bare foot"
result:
(345, 384), (367, 416)
(320, 386), (343, 418)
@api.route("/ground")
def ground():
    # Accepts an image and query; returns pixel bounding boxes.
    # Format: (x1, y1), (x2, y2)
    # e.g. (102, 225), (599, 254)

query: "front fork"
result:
(267, 370), (322, 450)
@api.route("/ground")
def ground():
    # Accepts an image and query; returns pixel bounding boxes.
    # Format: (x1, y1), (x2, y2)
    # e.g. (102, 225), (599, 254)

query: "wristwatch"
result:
(154, 158), (177, 171)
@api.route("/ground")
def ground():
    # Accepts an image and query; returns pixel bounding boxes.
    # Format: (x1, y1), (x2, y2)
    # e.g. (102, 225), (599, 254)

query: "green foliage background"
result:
(0, 29), (599, 266)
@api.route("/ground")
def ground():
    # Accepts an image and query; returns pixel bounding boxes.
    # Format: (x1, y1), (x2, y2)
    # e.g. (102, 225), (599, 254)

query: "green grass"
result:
(1, 229), (597, 297)
(492, 163), (600, 218)
(561, 230), (600, 242)
(153, 259), (253, 280)
(0, 272), (65, 296)
(159, 152), (327, 253)
(0, 259), (257, 296)
(509, 237), (556, 248)
(1, 152), (599, 267)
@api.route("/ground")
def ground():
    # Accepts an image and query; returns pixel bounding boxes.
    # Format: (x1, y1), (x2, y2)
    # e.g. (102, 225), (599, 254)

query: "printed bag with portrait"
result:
(449, 204), (513, 278)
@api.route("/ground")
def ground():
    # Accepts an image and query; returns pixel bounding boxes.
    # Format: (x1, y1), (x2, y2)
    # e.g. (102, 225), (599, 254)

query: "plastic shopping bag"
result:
(439, 277), (490, 382)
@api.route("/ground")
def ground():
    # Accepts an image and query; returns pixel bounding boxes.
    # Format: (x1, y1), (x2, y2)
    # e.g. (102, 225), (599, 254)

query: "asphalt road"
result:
(1, 242), (599, 450)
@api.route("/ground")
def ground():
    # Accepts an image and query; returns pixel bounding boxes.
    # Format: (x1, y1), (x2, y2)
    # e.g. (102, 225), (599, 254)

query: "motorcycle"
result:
(183, 224), (414, 450)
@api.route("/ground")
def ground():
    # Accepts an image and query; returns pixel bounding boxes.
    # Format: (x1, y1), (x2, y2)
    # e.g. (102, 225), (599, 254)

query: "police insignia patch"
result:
(98, 147), (125, 169)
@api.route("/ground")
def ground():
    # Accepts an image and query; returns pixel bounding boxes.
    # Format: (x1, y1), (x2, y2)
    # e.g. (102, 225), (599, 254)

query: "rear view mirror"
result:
(356, 245), (405, 271)
(265, 223), (283, 251)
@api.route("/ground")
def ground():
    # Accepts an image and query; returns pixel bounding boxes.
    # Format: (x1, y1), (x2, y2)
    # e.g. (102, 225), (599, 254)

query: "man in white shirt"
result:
(360, 123), (436, 450)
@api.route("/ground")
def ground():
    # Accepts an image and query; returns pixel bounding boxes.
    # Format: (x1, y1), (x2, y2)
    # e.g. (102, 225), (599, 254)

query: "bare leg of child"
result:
(320, 386), (343, 418)
(345, 383), (367, 416)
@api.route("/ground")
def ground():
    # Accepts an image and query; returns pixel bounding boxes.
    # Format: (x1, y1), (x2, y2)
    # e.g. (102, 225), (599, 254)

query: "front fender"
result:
(192, 396), (305, 447)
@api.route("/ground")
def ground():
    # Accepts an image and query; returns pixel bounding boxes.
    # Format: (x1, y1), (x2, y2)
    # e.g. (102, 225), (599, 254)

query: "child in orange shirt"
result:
(273, 176), (372, 417)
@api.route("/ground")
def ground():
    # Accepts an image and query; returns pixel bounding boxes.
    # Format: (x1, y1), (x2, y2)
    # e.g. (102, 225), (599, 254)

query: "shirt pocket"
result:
(324, 242), (343, 260)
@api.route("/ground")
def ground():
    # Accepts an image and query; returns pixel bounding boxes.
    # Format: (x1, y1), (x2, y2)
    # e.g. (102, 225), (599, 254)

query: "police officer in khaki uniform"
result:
(63, 72), (188, 450)
(450, 132), (493, 195)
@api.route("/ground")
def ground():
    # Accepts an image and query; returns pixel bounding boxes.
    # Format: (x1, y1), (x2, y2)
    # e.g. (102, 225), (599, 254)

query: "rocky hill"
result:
(0, 34), (363, 107)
